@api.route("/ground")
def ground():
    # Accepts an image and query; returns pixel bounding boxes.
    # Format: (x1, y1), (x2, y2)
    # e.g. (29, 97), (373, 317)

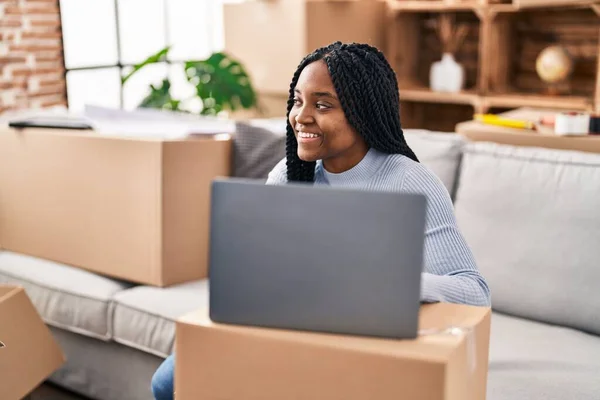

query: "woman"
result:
(151, 41), (490, 400)
(268, 41), (489, 305)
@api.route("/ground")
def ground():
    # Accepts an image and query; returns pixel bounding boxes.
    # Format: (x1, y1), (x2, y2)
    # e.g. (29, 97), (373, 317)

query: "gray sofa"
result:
(1, 126), (599, 400)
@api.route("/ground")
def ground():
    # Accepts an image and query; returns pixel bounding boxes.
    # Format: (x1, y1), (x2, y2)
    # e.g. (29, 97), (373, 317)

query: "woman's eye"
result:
(316, 103), (331, 110)
(293, 98), (302, 105)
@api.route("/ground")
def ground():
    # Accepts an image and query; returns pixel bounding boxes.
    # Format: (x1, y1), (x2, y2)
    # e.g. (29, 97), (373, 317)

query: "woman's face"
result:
(289, 60), (368, 173)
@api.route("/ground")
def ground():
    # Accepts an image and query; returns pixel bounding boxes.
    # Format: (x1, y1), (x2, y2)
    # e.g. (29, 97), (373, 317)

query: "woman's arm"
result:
(402, 163), (491, 307)
(265, 157), (288, 185)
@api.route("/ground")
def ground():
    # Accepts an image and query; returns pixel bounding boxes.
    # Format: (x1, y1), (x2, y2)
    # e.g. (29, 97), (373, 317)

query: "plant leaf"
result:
(122, 46), (171, 85)
(185, 51), (257, 114)
(138, 79), (181, 111)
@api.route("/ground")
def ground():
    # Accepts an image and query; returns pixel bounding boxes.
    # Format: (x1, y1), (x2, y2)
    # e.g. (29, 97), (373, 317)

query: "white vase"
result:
(430, 53), (465, 93)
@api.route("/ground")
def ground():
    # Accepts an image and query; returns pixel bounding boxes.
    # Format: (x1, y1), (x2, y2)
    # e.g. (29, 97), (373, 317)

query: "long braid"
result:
(285, 47), (335, 182)
(285, 61), (315, 182)
(285, 42), (418, 182)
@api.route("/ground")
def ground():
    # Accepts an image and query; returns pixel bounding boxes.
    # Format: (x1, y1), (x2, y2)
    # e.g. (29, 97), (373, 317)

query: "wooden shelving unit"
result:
(385, 0), (600, 131)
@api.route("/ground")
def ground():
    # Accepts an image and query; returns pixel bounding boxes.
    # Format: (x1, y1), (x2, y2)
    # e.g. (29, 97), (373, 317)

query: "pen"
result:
(474, 114), (536, 130)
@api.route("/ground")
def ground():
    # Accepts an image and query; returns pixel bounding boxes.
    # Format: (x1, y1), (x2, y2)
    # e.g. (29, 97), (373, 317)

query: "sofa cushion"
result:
(488, 312), (600, 400)
(454, 142), (600, 335)
(111, 279), (209, 357)
(404, 129), (465, 197)
(0, 251), (130, 340)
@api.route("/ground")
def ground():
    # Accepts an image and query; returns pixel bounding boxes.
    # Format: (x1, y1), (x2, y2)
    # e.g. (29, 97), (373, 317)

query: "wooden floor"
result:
(29, 383), (90, 400)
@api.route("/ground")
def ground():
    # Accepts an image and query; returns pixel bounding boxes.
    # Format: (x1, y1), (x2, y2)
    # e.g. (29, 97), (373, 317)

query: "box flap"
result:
(178, 303), (490, 361)
(0, 285), (19, 301)
(419, 303), (490, 332)
(0, 285), (65, 399)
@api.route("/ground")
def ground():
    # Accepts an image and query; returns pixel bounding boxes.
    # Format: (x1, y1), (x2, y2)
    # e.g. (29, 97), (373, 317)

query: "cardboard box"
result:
(0, 127), (232, 286)
(0, 285), (65, 400)
(175, 303), (491, 400)
(223, 0), (385, 95)
(456, 107), (600, 154)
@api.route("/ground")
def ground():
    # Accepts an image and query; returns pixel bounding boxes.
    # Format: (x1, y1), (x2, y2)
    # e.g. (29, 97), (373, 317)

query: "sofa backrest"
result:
(454, 142), (600, 335)
(404, 129), (465, 198)
(231, 125), (468, 190)
(232, 121), (286, 180)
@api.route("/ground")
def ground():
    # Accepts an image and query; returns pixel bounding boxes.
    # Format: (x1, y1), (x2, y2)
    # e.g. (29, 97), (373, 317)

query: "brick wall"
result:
(0, 0), (67, 115)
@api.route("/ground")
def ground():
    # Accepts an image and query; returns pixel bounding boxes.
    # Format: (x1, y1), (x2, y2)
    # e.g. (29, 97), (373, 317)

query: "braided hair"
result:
(285, 41), (419, 182)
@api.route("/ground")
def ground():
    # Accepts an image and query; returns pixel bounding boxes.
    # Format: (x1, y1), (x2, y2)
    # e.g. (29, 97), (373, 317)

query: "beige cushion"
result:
(454, 142), (600, 335)
(0, 251), (131, 340)
(488, 312), (600, 400)
(111, 279), (209, 357)
(404, 129), (465, 197)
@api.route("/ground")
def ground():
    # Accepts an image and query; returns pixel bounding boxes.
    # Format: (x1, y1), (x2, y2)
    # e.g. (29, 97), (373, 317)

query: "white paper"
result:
(83, 105), (235, 138)
(2, 105), (236, 139)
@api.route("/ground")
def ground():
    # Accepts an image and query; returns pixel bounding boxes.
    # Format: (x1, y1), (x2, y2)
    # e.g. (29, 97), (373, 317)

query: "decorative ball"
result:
(535, 45), (573, 84)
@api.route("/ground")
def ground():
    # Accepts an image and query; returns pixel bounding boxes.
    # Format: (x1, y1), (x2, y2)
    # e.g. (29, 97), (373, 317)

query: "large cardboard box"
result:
(0, 127), (232, 287)
(0, 285), (65, 400)
(175, 303), (491, 400)
(456, 107), (600, 154)
(224, 0), (385, 95)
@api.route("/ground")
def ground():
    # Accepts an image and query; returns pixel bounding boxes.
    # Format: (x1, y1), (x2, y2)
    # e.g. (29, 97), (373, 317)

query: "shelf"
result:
(484, 7), (599, 102)
(488, 4), (520, 13)
(399, 87), (593, 110)
(456, 108), (600, 155)
(387, 11), (482, 94)
(483, 93), (594, 111)
(490, 3), (597, 14)
(387, 1), (482, 12)
(388, 0), (598, 13)
(511, 1), (600, 11)
(400, 87), (479, 105)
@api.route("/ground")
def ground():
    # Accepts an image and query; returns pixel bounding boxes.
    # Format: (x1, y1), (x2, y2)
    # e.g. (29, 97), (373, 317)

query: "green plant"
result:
(121, 46), (257, 116)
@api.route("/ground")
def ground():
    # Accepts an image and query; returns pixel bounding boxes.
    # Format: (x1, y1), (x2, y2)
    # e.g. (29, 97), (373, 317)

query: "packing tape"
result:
(555, 112), (590, 136)
(418, 326), (476, 373)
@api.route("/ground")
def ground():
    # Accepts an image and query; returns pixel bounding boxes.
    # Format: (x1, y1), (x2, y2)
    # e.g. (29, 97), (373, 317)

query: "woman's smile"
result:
(297, 130), (322, 144)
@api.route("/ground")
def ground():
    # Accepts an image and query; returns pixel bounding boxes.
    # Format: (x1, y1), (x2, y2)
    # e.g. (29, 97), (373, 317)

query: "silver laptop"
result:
(208, 178), (427, 339)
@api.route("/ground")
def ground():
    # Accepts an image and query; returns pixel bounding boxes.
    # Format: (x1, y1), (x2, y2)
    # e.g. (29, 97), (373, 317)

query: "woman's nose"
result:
(295, 106), (315, 125)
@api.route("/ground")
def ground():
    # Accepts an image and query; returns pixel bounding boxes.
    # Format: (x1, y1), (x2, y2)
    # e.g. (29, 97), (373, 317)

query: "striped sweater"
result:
(266, 148), (491, 307)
